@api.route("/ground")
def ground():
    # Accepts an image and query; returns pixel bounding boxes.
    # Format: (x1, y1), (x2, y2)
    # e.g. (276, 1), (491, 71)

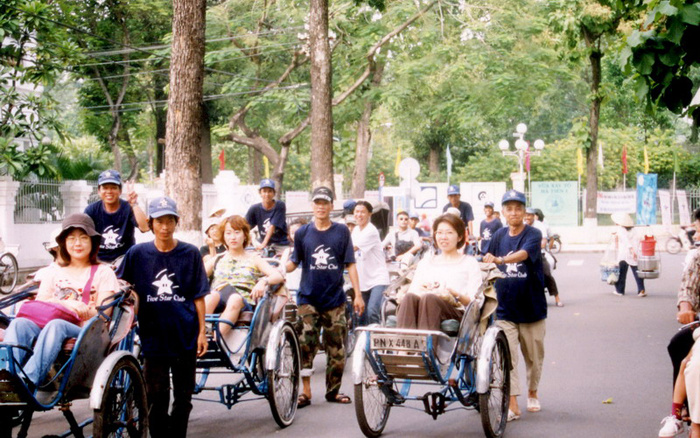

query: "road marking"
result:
(567, 259), (584, 266)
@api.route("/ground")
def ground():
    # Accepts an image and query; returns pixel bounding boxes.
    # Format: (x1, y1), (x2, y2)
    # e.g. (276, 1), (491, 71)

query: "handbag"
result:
(16, 265), (98, 328)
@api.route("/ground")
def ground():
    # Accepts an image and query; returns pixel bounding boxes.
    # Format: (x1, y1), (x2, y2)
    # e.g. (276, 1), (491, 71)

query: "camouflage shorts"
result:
(297, 303), (347, 397)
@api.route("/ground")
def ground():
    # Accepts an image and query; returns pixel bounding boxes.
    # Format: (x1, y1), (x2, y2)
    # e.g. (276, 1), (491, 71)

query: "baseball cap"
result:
(525, 207), (537, 214)
(98, 170), (122, 187)
(446, 207), (461, 217)
(484, 201), (495, 208)
(57, 213), (100, 242)
(447, 185), (460, 195)
(148, 196), (179, 218)
(311, 186), (334, 203)
(259, 178), (275, 191)
(409, 212), (419, 219)
(345, 215), (357, 225)
(501, 190), (527, 206)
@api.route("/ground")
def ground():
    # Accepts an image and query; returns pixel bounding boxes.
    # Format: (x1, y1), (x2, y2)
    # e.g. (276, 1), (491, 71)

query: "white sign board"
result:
(596, 191), (636, 214)
(678, 190), (691, 225)
(659, 190), (672, 227)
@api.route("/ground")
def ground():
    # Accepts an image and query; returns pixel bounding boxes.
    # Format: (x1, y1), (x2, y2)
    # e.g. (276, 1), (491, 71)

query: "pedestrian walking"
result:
(352, 200), (390, 326)
(84, 170), (149, 264)
(524, 208), (563, 307)
(483, 190), (546, 421)
(245, 178), (289, 255)
(610, 212), (646, 297)
(117, 197), (209, 438)
(286, 186), (363, 409)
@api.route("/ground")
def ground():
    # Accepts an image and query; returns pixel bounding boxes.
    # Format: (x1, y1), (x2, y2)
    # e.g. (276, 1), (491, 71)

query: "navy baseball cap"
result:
(148, 196), (179, 218)
(447, 185), (460, 195)
(484, 201), (495, 208)
(501, 190), (527, 206)
(98, 170), (122, 187)
(311, 186), (334, 202)
(259, 178), (275, 191)
(525, 207), (537, 214)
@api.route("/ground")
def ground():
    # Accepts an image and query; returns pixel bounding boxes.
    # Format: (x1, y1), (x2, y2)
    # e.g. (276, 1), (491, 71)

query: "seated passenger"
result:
(396, 214), (482, 332)
(3, 214), (119, 387)
(204, 215), (283, 336)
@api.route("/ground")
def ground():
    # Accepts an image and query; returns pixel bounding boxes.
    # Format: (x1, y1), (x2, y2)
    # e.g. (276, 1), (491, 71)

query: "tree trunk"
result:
(165, 0), (206, 234)
(429, 143), (440, 176)
(154, 74), (168, 176)
(309, 0), (334, 190)
(351, 62), (384, 198)
(201, 104), (213, 184)
(585, 49), (602, 220)
(108, 116), (122, 173)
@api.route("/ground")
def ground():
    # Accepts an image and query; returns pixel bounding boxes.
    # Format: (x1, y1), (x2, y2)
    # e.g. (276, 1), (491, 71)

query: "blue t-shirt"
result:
(117, 241), (209, 358)
(85, 199), (138, 262)
(245, 201), (290, 246)
(480, 218), (503, 245)
(443, 201), (475, 224)
(485, 225), (546, 324)
(291, 222), (355, 312)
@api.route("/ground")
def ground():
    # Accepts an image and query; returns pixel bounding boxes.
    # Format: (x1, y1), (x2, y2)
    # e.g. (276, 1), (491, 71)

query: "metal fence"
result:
(13, 178), (99, 224)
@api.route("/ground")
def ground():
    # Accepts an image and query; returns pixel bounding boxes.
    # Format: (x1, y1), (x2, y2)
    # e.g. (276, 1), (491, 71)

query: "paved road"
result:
(19, 252), (686, 437)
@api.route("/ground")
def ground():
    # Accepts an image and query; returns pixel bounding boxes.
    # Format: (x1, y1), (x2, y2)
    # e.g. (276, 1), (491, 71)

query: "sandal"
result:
(527, 397), (541, 412)
(507, 409), (520, 422)
(556, 302), (564, 307)
(297, 393), (311, 409)
(326, 392), (352, 404)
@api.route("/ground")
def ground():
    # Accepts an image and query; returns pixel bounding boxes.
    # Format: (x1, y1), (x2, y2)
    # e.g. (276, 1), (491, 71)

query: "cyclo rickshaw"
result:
(194, 276), (301, 428)
(352, 262), (511, 438)
(0, 284), (146, 438)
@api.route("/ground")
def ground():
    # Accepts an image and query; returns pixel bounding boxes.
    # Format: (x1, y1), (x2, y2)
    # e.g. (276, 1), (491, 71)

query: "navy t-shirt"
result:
(485, 225), (546, 324)
(117, 241), (209, 358)
(245, 201), (290, 246)
(291, 222), (355, 312)
(85, 199), (138, 262)
(480, 218), (503, 246)
(443, 201), (475, 225)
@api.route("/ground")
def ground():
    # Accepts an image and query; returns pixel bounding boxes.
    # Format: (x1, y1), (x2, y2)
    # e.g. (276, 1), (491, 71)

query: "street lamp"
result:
(498, 123), (544, 192)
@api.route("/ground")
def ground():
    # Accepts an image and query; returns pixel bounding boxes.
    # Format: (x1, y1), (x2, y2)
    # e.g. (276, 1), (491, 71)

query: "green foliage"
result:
(0, 137), (58, 178)
(54, 136), (111, 180)
(624, 0), (700, 121)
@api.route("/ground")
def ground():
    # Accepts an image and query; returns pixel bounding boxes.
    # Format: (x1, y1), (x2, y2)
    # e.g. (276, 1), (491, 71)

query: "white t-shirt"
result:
(615, 226), (640, 266)
(352, 223), (390, 291)
(408, 254), (482, 305)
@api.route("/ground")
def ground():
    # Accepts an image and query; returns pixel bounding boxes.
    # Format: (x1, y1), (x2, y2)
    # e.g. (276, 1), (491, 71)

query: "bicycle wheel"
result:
(93, 356), (148, 438)
(354, 353), (390, 438)
(666, 238), (682, 255)
(0, 253), (18, 295)
(479, 331), (510, 438)
(267, 323), (300, 428)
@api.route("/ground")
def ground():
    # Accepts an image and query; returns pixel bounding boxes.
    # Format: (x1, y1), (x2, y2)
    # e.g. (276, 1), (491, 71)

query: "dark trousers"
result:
(615, 261), (645, 295)
(668, 327), (695, 386)
(542, 256), (559, 297)
(143, 354), (197, 438)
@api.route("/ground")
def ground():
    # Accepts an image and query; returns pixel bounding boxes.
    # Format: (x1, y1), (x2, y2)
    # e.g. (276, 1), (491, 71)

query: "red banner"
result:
(218, 149), (225, 171)
(621, 145), (628, 174)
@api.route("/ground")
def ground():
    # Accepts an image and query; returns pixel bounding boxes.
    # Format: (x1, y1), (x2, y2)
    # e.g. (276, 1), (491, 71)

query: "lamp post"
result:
(498, 123), (544, 192)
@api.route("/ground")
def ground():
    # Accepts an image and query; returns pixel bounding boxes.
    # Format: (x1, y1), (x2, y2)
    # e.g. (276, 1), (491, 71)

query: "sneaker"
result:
(659, 415), (684, 437)
(638, 290), (647, 297)
(612, 290), (623, 296)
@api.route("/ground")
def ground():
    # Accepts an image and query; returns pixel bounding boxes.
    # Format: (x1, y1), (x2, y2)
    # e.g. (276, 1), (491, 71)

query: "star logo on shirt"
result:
(311, 245), (334, 268)
(102, 225), (121, 249)
(483, 228), (492, 240)
(152, 269), (179, 296)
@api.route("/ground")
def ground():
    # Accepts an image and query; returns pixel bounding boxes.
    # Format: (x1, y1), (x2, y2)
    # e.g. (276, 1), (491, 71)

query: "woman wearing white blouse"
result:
(397, 214), (482, 331)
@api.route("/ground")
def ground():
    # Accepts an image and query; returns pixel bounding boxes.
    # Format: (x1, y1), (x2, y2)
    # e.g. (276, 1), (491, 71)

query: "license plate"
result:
(370, 333), (427, 351)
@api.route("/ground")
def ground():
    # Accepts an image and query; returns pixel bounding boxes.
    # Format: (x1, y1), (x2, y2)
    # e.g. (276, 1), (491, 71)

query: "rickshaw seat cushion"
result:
(236, 311), (254, 326)
(440, 319), (460, 336)
(383, 316), (459, 336)
(62, 337), (77, 353)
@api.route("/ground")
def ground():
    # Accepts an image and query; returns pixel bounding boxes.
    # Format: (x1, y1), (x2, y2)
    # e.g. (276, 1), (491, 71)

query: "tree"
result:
(623, 0), (700, 125)
(547, 0), (643, 223)
(165, 0), (206, 234)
